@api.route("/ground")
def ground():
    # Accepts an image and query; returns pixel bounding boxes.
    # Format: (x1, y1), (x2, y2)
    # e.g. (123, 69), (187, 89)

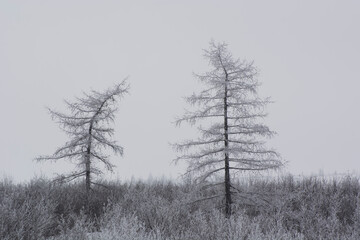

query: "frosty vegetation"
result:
(2, 42), (352, 239)
(1, 175), (360, 239)
(174, 41), (282, 217)
(36, 81), (129, 205)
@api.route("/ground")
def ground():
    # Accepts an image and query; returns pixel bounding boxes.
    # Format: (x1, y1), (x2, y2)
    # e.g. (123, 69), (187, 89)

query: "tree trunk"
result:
(85, 100), (106, 213)
(85, 121), (93, 212)
(85, 153), (91, 199)
(224, 71), (232, 218)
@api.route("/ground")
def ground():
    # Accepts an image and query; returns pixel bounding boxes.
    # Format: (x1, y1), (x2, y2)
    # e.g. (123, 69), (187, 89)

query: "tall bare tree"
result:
(36, 80), (129, 199)
(174, 41), (282, 217)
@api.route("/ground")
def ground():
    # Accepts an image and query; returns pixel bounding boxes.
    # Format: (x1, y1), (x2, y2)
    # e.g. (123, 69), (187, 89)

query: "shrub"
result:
(1, 175), (360, 239)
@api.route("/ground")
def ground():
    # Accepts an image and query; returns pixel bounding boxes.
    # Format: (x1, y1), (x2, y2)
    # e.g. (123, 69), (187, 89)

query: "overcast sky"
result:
(1, 0), (360, 183)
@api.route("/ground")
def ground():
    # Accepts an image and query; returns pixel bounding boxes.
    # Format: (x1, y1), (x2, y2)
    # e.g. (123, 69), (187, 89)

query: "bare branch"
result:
(177, 147), (224, 160)
(173, 138), (223, 151)
(198, 167), (225, 183)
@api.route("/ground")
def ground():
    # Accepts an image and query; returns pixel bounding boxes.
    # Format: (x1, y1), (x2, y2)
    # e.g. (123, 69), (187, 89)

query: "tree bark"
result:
(85, 121), (93, 212)
(224, 71), (232, 218)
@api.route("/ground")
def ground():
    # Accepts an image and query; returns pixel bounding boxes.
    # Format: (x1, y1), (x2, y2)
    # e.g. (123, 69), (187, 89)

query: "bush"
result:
(1, 175), (360, 239)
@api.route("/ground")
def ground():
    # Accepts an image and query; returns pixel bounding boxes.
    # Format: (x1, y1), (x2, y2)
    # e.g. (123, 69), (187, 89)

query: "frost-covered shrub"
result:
(93, 204), (154, 240)
(0, 178), (54, 240)
(2, 175), (360, 239)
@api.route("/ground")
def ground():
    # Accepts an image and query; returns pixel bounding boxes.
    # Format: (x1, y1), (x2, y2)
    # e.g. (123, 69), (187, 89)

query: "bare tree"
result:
(174, 41), (282, 217)
(36, 80), (129, 200)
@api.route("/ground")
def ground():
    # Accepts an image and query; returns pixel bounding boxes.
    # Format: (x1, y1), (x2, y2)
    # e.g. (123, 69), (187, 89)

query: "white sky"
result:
(1, 0), (360, 183)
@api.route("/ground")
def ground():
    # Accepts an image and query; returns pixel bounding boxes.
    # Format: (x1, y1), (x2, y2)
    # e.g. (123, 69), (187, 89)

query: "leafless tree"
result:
(174, 41), (282, 217)
(36, 80), (129, 201)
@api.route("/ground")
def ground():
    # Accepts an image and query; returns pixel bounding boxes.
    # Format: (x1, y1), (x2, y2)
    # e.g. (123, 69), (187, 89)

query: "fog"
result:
(1, 0), (360, 182)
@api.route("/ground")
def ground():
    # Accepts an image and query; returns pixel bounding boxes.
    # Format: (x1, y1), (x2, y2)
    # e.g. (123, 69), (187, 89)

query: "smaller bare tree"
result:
(36, 80), (129, 200)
